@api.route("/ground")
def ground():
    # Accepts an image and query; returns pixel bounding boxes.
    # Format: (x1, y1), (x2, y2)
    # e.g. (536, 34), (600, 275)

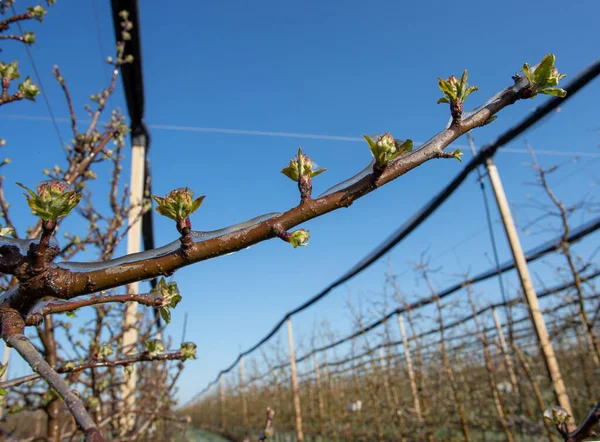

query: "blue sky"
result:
(1, 0), (599, 404)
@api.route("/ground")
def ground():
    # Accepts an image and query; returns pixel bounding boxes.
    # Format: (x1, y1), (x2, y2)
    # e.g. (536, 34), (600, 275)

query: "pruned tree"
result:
(0, 1), (582, 441)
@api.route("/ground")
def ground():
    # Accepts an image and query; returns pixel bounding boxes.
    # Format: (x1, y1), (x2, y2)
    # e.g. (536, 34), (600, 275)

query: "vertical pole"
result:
(240, 356), (248, 428)
(313, 352), (325, 436)
(397, 314), (422, 421)
(486, 157), (573, 420)
(121, 143), (145, 429)
(220, 373), (226, 431)
(378, 348), (394, 409)
(287, 317), (304, 441)
(491, 308), (518, 394)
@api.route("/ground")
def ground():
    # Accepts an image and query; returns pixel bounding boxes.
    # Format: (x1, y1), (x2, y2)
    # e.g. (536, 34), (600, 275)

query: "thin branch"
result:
(0, 349), (186, 390)
(24, 292), (164, 325)
(53, 66), (78, 138)
(5, 333), (103, 442)
(52, 83), (525, 300)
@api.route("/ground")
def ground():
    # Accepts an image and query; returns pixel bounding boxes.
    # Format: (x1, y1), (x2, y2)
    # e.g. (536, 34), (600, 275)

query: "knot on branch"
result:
(24, 312), (43, 327)
(0, 308), (25, 341)
(178, 222), (195, 259)
(26, 240), (59, 273)
(0, 244), (26, 274)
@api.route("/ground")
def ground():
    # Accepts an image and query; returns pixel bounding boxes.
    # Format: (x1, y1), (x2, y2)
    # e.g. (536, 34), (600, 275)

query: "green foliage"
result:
(145, 339), (165, 357)
(543, 406), (570, 425)
(281, 147), (326, 182)
(437, 70), (478, 105)
(152, 187), (205, 222)
(363, 132), (413, 169)
(152, 277), (182, 325)
(27, 5), (47, 22)
(17, 180), (82, 221)
(289, 229), (310, 248)
(0, 61), (20, 80)
(180, 342), (197, 361)
(521, 54), (567, 97)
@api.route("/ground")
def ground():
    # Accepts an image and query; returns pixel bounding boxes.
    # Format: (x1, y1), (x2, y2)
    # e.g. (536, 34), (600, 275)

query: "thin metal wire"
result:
(10, 5), (64, 149)
(91, 0), (111, 84)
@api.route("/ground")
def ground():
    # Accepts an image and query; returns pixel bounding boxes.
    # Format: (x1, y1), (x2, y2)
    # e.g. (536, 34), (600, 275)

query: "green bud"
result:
(87, 396), (100, 409)
(97, 344), (113, 358)
(0, 61), (20, 80)
(152, 187), (205, 222)
(160, 307), (171, 324)
(452, 148), (463, 162)
(153, 277), (182, 309)
(27, 5), (47, 22)
(23, 32), (36, 44)
(363, 132), (413, 168)
(18, 76), (40, 101)
(0, 226), (14, 236)
(119, 10), (129, 19)
(180, 342), (197, 361)
(289, 229), (310, 248)
(17, 179), (82, 221)
(543, 406), (570, 425)
(121, 31), (131, 41)
(437, 70), (478, 106)
(520, 54), (567, 98)
(145, 339), (165, 357)
(63, 361), (76, 370)
(281, 147), (326, 182)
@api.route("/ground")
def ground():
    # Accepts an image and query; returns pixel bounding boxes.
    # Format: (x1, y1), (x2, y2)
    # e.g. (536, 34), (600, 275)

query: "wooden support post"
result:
(306, 359), (315, 426)
(313, 352), (325, 436)
(120, 143), (146, 430)
(397, 314), (422, 421)
(287, 317), (304, 441)
(486, 157), (573, 421)
(220, 373), (226, 431)
(240, 356), (248, 428)
(491, 308), (518, 394)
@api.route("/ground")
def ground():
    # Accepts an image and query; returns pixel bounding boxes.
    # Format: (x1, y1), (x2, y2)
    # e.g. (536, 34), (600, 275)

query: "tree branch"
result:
(24, 292), (164, 325)
(0, 349), (188, 389)
(50, 82), (522, 300)
(564, 402), (600, 442)
(4, 333), (103, 442)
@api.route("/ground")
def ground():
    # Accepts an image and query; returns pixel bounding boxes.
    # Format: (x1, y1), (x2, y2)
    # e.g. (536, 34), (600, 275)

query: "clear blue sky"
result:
(1, 0), (599, 405)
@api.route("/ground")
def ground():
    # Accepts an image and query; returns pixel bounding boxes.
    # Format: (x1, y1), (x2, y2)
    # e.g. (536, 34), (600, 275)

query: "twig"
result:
(24, 292), (163, 325)
(258, 407), (275, 441)
(0, 349), (187, 389)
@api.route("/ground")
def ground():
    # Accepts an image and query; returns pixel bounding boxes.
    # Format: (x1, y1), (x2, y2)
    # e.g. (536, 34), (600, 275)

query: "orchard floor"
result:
(184, 428), (233, 442)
